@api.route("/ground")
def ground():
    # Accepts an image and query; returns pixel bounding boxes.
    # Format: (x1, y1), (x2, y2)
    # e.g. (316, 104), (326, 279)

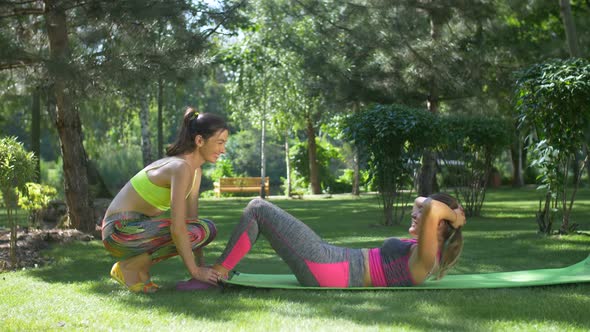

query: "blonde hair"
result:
(428, 193), (464, 280)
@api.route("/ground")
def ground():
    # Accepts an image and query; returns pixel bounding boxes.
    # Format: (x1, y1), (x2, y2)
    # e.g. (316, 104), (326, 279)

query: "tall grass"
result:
(1, 188), (589, 331)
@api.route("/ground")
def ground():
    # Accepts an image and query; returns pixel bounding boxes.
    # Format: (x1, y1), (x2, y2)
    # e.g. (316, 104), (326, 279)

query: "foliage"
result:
(17, 182), (58, 228)
(39, 159), (64, 199)
(516, 58), (590, 234)
(94, 144), (143, 195)
(289, 138), (345, 193)
(437, 115), (512, 216)
(344, 104), (439, 225)
(0, 136), (37, 267)
(0, 137), (37, 206)
(210, 157), (236, 183)
(223, 129), (286, 187)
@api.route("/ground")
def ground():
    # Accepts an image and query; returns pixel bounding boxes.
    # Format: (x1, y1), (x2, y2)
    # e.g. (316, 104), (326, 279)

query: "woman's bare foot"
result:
(119, 253), (152, 285)
(211, 264), (229, 280)
(118, 262), (143, 286)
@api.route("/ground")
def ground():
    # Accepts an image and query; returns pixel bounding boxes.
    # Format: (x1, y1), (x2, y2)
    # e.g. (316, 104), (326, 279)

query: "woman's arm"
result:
(408, 198), (465, 283)
(169, 163), (218, 284)
(194, 248), (205, 266)
(186, 169), (204, 266)
(185, 168), (201, 219)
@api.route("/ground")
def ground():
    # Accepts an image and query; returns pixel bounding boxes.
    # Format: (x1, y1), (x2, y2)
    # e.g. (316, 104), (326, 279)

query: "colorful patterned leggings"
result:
(216, 198), (365, 287)
(102, 212), (217, 263)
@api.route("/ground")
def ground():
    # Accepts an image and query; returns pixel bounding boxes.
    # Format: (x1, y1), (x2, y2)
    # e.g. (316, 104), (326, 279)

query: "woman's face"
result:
(409, 196), (427, 238)
(197, 129), (228, 163)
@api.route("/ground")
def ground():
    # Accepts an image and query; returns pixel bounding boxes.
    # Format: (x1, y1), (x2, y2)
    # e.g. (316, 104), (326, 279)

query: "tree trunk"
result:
(418, 12), (441, 196)
(510, 129), (524, 187)
(44, 0), (94, 233)
(352, 148), (360, 196)
(418, 150), (437, 196)
(157, 79), (164, 159)
(307, 115), (321, 194)
(351, 102), (360, 196)
(559, 0), (581, 57)
(6, 191), (17, 267)
(139, 93), (153, 167)
(260, 110), (267, 199)
(285, 129), (292, 198)
(31, 87), (41, 181)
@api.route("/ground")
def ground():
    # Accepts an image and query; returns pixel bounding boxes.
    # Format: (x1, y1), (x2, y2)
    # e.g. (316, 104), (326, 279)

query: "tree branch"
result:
(0, 0), (40, 5)
(0, 57), (40, 70)
(0, 6), (44, 17)
(201, 0), (246, 39)
(293, 0), (354, 33)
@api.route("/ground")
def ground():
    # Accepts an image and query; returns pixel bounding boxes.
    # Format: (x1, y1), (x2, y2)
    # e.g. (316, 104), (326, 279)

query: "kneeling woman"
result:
(212, 194), (465, 287)
(102, 108), (228, 293)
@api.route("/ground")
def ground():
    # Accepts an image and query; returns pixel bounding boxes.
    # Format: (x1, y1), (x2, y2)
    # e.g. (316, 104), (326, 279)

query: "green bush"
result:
(210, 157), (236, 182)
(343, 104), (439, 225)
(0, 136), (37, 267)
(437, 115), (511, 216)
(18, 182), (58, 228)
(280, 172), (310, 196)
(516, 58), (590, 234)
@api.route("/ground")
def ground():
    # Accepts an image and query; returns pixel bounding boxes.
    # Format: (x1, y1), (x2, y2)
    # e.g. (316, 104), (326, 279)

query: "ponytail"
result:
(166, 107), (229, 156)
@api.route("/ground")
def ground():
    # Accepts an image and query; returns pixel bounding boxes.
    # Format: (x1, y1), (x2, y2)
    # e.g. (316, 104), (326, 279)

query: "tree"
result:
(1, 0), (243, 231)
(559, 0), (581, 57)
(437, 116), (511, 216)
(289, 0), (499, 195)
(222, 3), (312, 196)
(516, 58), (590, 234)
(344, 104), (439, 225)
(0, 137), (37, 268)
(44, 0), (94, 232)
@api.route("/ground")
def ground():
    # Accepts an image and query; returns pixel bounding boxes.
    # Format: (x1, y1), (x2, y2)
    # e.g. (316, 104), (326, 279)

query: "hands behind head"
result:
(451, 206), (466, 229)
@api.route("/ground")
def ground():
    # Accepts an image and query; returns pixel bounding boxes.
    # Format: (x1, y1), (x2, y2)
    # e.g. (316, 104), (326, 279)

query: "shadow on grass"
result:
(21, 193), (590, 330)
(23, 238), (590, 331)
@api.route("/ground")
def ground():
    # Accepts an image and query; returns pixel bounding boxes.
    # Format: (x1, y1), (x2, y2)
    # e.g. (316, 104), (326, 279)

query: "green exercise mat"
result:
(222, 255), (590, 290)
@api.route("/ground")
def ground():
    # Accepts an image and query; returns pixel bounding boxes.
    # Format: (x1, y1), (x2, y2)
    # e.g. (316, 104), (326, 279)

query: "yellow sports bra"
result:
(130, 159), (198, 211)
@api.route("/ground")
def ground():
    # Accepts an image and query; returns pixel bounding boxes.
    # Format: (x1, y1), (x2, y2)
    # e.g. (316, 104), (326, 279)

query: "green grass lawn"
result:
(1, 188), (590, 331)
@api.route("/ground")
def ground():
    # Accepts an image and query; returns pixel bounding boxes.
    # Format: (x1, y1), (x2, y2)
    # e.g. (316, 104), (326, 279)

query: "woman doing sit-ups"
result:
(102, 107), (228, 293)
(207, 193), (465, 288)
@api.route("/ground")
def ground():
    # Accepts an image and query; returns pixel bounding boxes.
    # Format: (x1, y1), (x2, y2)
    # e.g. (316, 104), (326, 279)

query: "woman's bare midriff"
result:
(104, 182), (164, 218)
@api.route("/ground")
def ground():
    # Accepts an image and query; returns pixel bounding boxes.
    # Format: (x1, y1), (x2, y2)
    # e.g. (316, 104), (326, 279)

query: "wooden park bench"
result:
(213, 177), (270, 198)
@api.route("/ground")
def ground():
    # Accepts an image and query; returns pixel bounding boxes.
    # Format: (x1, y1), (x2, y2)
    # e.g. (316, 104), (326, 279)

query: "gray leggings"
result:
(216, 198), (365, 287)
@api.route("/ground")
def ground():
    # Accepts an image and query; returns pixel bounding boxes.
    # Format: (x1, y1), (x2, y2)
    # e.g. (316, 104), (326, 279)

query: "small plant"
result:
(18, 182), (58, 228)
(210, 157), (236, 183)
(0, 136), (37, 268)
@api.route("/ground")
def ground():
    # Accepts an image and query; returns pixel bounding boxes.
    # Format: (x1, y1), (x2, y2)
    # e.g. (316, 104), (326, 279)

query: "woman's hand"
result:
(191, 266), (221, 285)
(452, 206), (466, 229)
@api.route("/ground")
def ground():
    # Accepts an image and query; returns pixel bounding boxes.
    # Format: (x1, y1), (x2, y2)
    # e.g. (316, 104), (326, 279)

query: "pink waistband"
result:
(368, 248), (387, 287)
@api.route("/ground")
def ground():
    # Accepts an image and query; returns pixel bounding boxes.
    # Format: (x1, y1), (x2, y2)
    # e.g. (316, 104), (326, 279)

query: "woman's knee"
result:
(247, 197), (272, 212)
